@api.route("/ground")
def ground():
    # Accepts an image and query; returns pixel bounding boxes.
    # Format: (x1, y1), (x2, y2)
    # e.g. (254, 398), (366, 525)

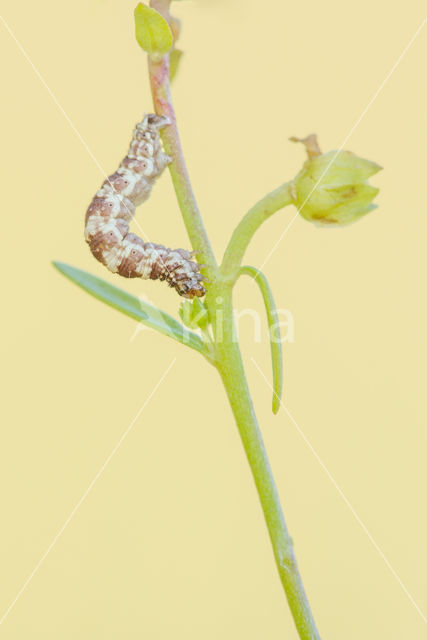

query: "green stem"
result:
(210, 283), (320, 640)
(147, 3), (320, 637)
(147, 36), (217, 278)
(221, 181), (295, 278)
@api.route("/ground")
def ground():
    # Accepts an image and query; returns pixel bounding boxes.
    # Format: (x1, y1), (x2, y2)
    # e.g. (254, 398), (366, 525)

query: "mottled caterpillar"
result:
(84, 114), (206, 298)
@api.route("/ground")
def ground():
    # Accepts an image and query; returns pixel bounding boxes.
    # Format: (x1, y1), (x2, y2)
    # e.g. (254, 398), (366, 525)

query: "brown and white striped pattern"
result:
(84, 114), (206, 298)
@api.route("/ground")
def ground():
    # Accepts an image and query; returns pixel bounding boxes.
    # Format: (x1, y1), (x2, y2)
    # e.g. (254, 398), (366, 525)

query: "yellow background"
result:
(1, 0), (426, 637)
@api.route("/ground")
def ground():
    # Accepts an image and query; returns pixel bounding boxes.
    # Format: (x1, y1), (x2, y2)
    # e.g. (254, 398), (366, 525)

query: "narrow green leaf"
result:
(53, 262), (207, 356)
(134, 3), (173, 56)
(239, 266), (283, 414)
(169, 48), (183, 82)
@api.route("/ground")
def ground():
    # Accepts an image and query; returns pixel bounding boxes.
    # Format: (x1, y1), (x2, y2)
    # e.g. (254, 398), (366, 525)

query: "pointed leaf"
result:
(134, 3), (173, 56)
(169, 48), (183, 82)
(53, 262), (207, 356)
(239, 266), (283, 414)
(179, 297), (209, 330)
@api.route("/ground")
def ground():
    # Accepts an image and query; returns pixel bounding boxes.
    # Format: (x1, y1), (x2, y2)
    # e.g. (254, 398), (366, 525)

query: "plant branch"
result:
(221, 181), (295, 278)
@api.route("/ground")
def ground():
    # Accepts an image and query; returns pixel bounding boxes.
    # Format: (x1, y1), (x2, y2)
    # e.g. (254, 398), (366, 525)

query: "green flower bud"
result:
(291, 135), (382, 226)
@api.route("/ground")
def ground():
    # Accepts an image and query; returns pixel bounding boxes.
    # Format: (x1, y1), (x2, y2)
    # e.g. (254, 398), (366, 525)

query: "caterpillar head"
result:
(178, 280), (206, 299)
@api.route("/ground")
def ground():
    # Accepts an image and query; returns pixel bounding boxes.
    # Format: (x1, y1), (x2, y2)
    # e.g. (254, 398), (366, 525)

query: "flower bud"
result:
(291, 135), (382, 226)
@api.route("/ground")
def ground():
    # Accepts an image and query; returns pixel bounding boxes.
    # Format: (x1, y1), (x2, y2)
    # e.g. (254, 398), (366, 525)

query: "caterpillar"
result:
(84, 114), (206, 299)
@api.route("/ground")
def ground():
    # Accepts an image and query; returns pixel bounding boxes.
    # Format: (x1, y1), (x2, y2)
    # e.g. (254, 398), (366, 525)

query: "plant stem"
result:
(210, 283), (321, 640)
(221, 181), (295, 278)
(147, 45), (217, 278)
(147, 3), (321, 637)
